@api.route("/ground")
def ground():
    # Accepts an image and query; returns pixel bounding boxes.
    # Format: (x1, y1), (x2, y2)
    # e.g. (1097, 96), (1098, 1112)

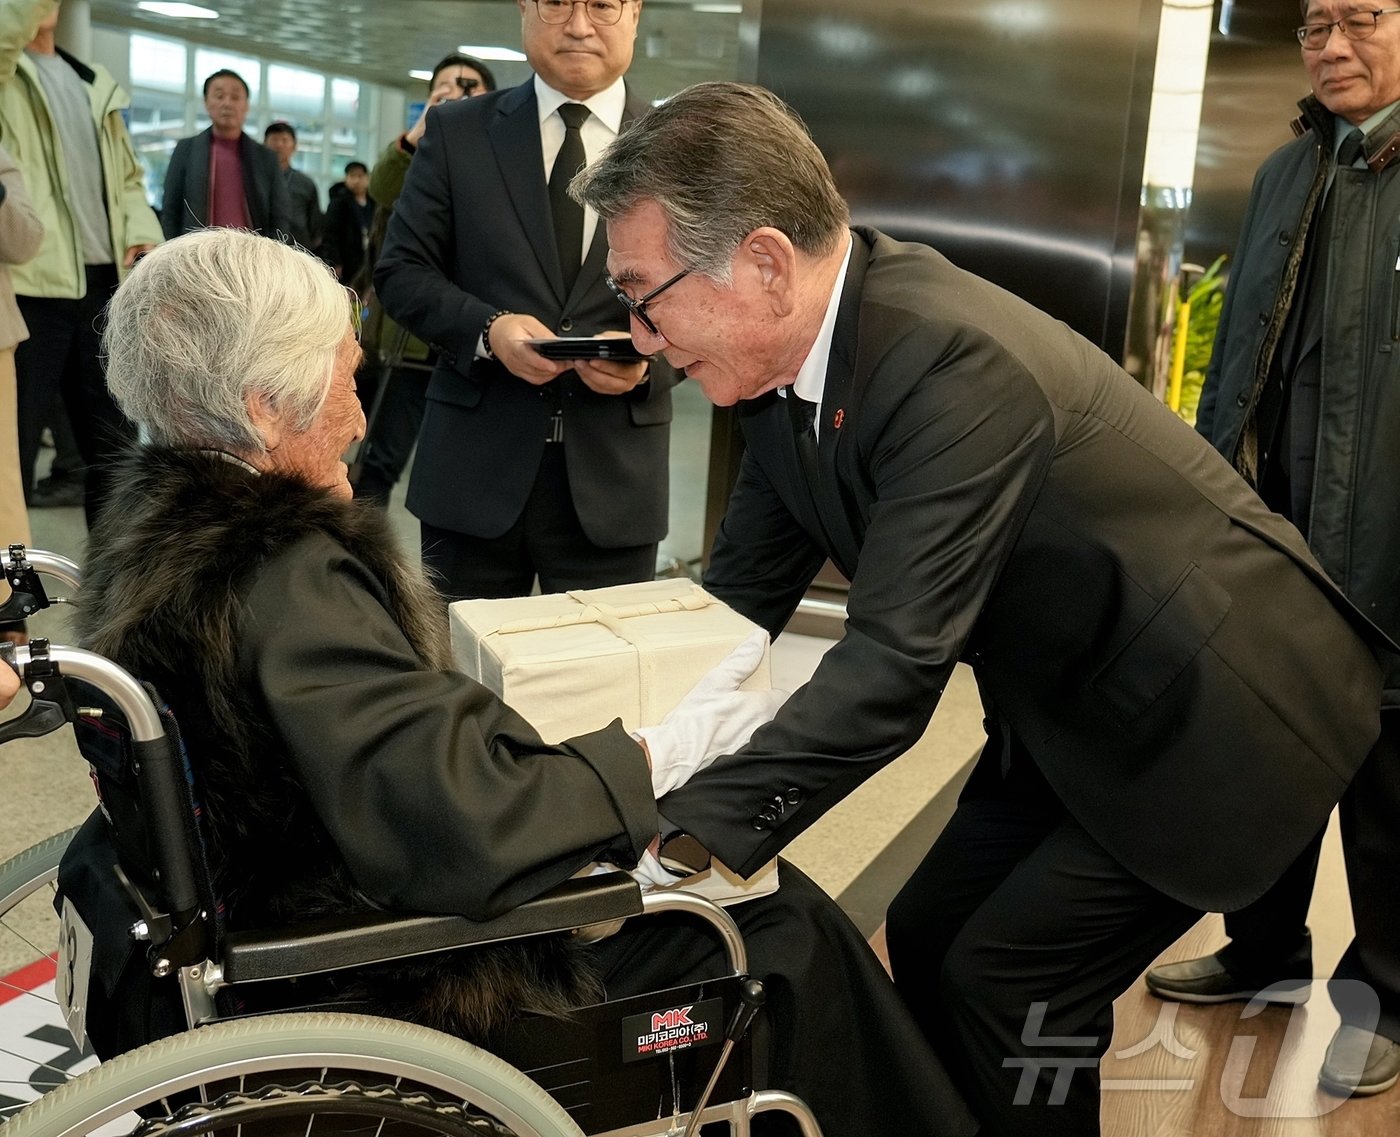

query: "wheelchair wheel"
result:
(2, 1011), (586, 1137)
(1, 828), (92, 1119)
(0, 827), (78, 917)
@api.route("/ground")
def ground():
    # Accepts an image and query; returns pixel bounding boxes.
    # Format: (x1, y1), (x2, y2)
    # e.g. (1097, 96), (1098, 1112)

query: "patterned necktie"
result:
(549, 103), (590, 292)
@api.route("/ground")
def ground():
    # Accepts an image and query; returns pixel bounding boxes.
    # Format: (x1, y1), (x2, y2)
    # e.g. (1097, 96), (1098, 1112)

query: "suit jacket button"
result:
(559, 317), (575, 332)
(785, 787), (802, 804)
(751, 815), (770, 830)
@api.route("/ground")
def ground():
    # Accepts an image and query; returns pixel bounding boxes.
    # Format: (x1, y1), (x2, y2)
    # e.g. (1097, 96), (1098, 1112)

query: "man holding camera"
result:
(376, 0), (674, 601)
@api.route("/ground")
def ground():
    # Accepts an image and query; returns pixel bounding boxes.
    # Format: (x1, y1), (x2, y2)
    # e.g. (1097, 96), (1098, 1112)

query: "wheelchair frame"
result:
(0, 549), (824, 1137)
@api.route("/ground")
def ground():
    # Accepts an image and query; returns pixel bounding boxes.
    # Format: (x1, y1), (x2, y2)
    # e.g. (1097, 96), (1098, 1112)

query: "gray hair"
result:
(572, 82), (849, 283)
(102, 229), (350, 452)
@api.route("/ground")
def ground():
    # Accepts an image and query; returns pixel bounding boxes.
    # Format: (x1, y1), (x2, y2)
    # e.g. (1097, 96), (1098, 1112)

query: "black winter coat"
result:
(1197, 96), (1400, 700)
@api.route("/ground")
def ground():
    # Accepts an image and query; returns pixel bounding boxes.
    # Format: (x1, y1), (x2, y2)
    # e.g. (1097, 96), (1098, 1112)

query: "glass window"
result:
(268, 64), (324, 123)
(127, 87), (188, 211)
(129, 34), (185, 93)
(331, 78), (359, 122)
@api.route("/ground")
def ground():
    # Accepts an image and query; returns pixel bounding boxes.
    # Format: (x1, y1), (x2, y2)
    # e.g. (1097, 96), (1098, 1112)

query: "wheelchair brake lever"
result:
(0, 544), (54, 625)
(0, 639), (80, 742)
(681, 977), (766, 1137)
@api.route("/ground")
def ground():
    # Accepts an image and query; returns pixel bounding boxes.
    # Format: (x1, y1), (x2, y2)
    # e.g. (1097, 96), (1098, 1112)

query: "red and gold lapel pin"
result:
(832, 408), (845, 430)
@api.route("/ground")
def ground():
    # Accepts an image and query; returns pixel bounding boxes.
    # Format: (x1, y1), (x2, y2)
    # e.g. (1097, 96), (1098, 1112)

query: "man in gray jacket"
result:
(1143, 0), (1400, 1098)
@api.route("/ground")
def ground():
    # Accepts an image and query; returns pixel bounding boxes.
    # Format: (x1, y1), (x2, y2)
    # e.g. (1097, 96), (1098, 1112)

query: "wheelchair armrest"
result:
(220, 871), (644, 985)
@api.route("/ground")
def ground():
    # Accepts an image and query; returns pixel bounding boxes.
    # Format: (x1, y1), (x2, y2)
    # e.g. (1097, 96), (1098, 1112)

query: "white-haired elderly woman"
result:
(56, 231), (971, 1137)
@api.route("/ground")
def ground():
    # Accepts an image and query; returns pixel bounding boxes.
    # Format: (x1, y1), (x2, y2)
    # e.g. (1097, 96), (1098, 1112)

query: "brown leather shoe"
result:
(1144, 950), (1311, 1005)
(1319, 1026), (1400, 1097)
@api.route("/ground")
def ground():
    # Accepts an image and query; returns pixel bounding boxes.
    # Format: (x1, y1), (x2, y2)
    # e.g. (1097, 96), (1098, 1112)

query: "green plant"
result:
(1176, 254), (1226, 426)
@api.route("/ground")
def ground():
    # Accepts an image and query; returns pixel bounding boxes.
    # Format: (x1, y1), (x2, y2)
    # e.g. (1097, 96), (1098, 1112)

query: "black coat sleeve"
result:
(237, 534), (657, 920)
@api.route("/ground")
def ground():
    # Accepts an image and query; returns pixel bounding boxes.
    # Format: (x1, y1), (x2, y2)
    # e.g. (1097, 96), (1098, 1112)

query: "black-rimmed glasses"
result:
(533, 0), (634, 26)
(606, 268), (691, 336)
(1296, 7), (1400, 49)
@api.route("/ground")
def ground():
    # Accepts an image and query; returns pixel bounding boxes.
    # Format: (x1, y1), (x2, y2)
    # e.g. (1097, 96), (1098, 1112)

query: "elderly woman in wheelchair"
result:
(3, 229), (974, 1137)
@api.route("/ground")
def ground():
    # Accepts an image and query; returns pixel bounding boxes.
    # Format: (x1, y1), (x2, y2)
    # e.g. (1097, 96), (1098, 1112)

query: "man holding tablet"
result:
(376, 0), (674, 600)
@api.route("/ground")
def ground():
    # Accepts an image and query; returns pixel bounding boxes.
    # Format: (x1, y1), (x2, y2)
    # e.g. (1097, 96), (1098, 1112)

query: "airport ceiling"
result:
(89, 0), (745, 94)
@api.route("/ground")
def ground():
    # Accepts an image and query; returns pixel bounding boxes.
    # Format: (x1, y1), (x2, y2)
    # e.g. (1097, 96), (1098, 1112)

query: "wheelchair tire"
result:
(0, 827), (78, 915)
(1, 1011), (586, 1137)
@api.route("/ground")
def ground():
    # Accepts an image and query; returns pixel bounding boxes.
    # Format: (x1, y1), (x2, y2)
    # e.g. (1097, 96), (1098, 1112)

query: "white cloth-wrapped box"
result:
(450, 579), (772, 742)
(450, 579), (779, 904)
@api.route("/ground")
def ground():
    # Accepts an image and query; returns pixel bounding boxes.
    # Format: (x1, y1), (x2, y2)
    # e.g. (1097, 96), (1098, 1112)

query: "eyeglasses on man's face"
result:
(533, 0), (634, 26)
(606, 269), (691, 336)
(1296, 7), (1400, 49)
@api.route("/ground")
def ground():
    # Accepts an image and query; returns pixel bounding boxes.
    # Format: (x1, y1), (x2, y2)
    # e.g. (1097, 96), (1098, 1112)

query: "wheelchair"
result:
(0, 548), (822, 1137)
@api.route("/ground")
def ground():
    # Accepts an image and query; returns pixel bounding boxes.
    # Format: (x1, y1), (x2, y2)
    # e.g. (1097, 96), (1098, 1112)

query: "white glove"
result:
(628, 849), (678, 890)
(635, 629), (785, 797)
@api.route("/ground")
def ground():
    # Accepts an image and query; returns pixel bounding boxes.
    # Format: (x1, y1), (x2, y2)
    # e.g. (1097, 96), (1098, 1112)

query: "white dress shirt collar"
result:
(784, 234), (854, 440)
(533, 74), (627, 135)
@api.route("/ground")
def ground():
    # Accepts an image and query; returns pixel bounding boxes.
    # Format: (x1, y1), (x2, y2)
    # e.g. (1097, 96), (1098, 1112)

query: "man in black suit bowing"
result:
(375, 0), (672, 600)
(576, 82), (1387, 1136)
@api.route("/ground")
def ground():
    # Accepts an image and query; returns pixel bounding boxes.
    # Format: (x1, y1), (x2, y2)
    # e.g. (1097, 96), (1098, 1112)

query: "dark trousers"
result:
(1222, 710), (1400, 1040)
(588, 860), (977, 1137)
(354, 364), (428, 507)
(886, 750), (1200, 1137)
(420, 444), (656, 602)
(15, 266), (133, 528)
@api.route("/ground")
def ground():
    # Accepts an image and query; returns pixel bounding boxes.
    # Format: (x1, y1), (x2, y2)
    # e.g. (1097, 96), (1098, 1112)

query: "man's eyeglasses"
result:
(606, 269), (691, 336)
(533, 0), (634, 26)
(1296, 7), (1400, 49)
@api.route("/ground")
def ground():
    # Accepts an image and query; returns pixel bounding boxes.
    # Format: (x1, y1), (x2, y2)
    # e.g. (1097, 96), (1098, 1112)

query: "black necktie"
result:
(550, 103), (590, 292)
(784, 389), (818, 483)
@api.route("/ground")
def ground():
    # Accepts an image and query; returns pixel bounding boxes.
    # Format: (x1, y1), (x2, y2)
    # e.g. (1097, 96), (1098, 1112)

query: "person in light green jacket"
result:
(0, 0), (162, 527)
(0, 137), (41, 632)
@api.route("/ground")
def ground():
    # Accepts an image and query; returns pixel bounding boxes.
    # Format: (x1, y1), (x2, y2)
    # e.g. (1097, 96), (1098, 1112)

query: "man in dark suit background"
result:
(576, 82), (1386, 1136)
(375, 0), (673, 600)
(160, 69), (290, 239)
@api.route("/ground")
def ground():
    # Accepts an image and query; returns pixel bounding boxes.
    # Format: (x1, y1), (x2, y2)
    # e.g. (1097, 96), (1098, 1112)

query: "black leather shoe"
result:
(1144, 950), (1311, 1005)
(1319, 1026), (1400, 1097)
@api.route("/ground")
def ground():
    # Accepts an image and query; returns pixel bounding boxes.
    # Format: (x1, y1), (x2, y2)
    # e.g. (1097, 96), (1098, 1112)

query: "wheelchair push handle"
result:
(0, 641), (202, 925)
(1, 640), (162, 739)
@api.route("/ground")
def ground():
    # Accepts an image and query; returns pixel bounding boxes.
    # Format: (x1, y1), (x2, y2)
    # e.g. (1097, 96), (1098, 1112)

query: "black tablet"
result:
(524, 336), (649, 362)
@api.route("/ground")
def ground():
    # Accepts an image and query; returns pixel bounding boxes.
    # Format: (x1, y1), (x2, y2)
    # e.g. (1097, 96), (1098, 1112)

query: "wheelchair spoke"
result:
(1, 918), (58, 975)
(0, 975), (60, 1005)
(0, 1041), (84, 1082)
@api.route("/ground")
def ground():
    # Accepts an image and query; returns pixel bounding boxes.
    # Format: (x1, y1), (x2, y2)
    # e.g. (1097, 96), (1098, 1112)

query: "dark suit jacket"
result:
(160, 129), (292, 240)
(373, 79), (673, 544)
(661, 226), (1383, 913)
